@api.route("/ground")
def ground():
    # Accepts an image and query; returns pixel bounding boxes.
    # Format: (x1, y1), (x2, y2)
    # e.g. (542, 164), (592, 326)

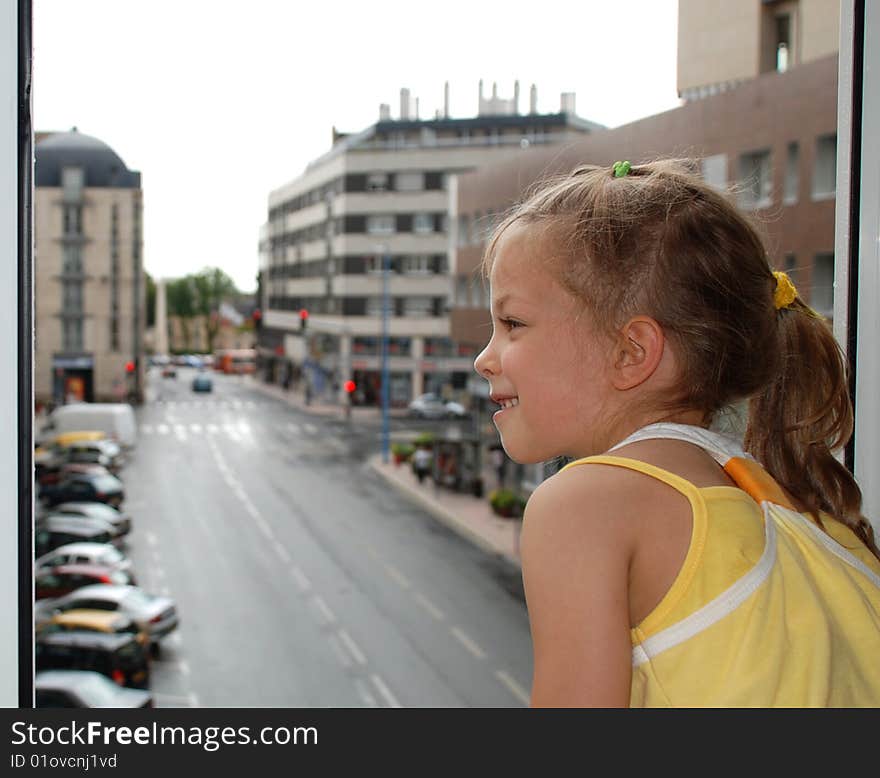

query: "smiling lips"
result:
(491, 394), (519, 410)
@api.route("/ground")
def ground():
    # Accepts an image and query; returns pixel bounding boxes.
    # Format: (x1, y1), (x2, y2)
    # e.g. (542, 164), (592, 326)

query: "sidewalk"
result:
(247, 376), (522, 569)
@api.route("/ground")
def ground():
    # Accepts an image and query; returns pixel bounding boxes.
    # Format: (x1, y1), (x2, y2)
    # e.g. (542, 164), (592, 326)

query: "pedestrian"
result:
(412, 446), (432, 485)
(473, 159), (880, 707)
(490, 446), (508, 488)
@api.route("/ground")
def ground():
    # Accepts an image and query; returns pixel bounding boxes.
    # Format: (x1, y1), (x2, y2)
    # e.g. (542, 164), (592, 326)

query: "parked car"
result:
(36, 608), (149, 648)
(37, 583), (180, 651)
(161, 365), (177, 378)
(191, 373), (213, 393)
(35, 630), (150, 688)
(35, 542), (135, 579)
(39, 403), (137, 449)
(407, 393), (469, 419)
(35, 670), (153, 708)
(39, 471), (124, 509)
(34, 516), (117, 558)
(35, 563), (134, 600)
(52, 502), (132, 539)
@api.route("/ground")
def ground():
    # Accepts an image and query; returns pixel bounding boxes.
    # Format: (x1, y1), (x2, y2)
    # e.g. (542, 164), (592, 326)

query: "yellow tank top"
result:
(562, 423), (880, 707)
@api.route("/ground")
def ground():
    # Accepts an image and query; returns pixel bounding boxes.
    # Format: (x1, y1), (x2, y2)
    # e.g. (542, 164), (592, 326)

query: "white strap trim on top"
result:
(632, 500), (777, 668)
(608, 422), (752, 468)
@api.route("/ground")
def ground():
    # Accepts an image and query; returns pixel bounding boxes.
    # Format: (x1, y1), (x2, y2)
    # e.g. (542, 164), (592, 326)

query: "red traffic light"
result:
(125, 361), (135, 373)
(344, 380), (356, 394)
(299, 308), (309, 321)
(253, 308), (262, 321)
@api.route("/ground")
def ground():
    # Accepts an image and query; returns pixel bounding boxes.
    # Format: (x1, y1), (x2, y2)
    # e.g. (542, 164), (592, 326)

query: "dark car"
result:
(161, 365), (177, 378)
(40, 471), (124, 509)
(191, 373), (213, 393)
(35, 630), (150, 689)
(35, 670), (153, 708)
(52, 501), (132, 539)
(34, 516), (117, 558)
(35, 563), (134, 600)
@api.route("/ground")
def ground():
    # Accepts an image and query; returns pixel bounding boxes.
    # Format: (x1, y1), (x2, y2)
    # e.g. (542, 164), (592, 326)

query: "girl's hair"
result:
(483, 159), (878, 560)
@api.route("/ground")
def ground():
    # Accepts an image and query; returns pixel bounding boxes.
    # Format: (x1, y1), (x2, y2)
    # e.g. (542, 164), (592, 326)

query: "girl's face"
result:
(473, 222), (618, 463)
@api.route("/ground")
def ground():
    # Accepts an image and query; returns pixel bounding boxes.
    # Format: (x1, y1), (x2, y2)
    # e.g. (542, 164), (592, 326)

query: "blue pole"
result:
(381, 252), (390, 463)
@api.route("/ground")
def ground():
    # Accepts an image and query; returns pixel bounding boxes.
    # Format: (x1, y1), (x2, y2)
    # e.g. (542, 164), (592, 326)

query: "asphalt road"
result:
(120, 366), (533, 708)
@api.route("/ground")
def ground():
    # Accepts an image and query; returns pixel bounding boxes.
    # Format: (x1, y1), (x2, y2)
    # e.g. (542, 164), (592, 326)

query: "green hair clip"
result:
(613, 160), (632, 178)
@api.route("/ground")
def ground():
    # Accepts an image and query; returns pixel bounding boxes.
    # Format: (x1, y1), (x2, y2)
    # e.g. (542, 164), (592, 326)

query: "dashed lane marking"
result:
(413, 592), (445, 621)
(494, 670), (530, 706)
(450, 626), (487, 659)
(337, 629), (367, 666)
(354, 679), (379, 707)
(311, 596), (336, 625)
(383, 563), (411, 590)
(290, 566), (311, 593)
(370, 674), (402, 708)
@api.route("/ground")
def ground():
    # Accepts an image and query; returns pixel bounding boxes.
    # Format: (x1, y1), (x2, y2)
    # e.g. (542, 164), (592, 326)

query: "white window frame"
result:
(366, 214), (395, 235)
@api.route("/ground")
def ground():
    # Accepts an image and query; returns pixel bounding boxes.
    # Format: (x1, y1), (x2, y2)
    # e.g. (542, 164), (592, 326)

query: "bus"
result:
(214, 348), (256, 375)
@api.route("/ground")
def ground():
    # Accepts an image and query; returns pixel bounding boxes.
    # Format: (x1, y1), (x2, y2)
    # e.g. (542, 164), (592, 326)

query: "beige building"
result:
(677, 0), (839, 100)
(258, 83), (603, 407)
(34, 129), (144, 406)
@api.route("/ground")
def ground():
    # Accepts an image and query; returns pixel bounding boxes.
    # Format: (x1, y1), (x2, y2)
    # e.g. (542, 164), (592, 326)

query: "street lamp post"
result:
(380, 250), (391, 464)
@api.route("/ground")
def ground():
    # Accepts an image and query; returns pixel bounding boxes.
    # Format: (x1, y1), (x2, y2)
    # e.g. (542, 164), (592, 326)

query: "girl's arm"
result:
(521, 465), (635, 707)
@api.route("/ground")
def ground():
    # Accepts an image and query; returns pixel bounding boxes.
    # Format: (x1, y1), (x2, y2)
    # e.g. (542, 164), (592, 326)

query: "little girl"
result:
(474, 159), (880, 707)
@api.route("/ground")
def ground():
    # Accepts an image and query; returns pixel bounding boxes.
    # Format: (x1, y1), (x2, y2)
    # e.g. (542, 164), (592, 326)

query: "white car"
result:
(407, 393), (468, 420)
(35, 542), (134, 578)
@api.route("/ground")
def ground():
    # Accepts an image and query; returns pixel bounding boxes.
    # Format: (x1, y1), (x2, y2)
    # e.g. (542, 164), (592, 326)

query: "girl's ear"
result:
(611, 316), (665, 390)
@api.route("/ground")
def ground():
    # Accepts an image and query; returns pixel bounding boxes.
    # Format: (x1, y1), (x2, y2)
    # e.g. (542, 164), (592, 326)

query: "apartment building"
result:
(677, 0), (839, 100)
(258, 83), (602, 407)
(34, 129), (145, 406)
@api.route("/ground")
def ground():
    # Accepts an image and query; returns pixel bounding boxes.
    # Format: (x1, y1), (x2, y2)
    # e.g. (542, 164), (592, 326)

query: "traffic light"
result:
(299, 308), (309, 332)
(344, 380), (356, 394)
(253, 308), (262, 330)
(125, 360), (136, 374)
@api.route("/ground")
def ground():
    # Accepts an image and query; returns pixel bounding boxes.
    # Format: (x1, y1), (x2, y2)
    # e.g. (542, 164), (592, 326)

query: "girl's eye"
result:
(500, 318), (523, 330)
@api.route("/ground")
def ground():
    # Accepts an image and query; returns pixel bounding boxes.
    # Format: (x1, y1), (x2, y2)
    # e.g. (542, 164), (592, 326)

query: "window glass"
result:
(813, 134), (836, 199)
(737, 149), (773, 209)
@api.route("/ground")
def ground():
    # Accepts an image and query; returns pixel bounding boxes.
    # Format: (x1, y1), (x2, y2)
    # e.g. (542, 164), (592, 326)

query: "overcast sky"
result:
(32, 0), (681, 292)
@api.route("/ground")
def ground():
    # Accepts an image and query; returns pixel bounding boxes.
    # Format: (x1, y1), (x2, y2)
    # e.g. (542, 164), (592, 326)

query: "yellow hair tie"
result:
(773, 271), (798, 310)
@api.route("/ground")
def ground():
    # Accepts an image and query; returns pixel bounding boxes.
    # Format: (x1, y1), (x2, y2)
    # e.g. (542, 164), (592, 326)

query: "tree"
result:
(165, 276), (197, 350)
(191, 267), (239, 353)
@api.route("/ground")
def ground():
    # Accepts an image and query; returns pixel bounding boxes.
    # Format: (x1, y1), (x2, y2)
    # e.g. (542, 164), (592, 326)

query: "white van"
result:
(41, 403), (137, 449)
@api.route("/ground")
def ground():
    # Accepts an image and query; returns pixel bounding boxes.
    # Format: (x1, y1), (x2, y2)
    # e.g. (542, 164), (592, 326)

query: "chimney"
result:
(529, 84), (538, 114)
(400, 87), (410, 120)
(560, 92), (576, 114)
(379, 103), (391, 121)
(444, 81), (450, 118)
(513, 80), (520, 114)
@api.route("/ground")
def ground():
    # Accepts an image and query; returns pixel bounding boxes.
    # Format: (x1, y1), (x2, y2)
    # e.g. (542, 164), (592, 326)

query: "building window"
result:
(63, 204), (82, 236)
(811, 253), (834, 316)
(737, 149), (773, 209)
(366, 214), (395, 235)
(62, 281), (83, 313)
(812, 134), (837, 200)
(62, 245), (82, 274)
(783, 142), (799, 204)
(395, 171), (423, 192)
(61, 166), (84, 202)
(367, 173), (388, 192)
(455, 276), (470, 306)
(366, 296), (393, 318)
(700, 154), (727, 191)
(457, 215), (470, 247)
(402, 254), (431, 274)
(62, 318), (84, 352)
(402, 296), (433, 317)
(413, 213), (434, 234)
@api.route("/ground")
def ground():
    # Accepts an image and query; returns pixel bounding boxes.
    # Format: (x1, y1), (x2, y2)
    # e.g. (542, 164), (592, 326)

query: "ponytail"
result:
(744, 301), (880, 560)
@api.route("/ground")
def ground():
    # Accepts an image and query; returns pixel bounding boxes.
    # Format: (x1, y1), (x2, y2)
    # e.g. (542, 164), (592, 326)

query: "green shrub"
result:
(391, 442), (415, 460)
(413, 432), (435, 447)
(488, 488), (527, 516)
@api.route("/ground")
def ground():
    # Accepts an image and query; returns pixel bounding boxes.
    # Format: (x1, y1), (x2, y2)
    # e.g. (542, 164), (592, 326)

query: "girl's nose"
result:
(474, 343), (497, 378)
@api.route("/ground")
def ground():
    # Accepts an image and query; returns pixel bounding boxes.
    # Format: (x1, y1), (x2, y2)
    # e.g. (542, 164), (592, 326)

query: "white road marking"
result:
(152, 693), (193, 707)
(370, 674), (402, 708)
(207, 423), (219, 434)
(413, 592), (445, 621)
(141, 424), (153, 434)
(383, 563), (411, 590)
(178, 660), (191, 676)
(354, 679), (379, 707)
(312, 596), (336, 625)
(273, 542), (291, 563)
(188, 692), (200, 707)
(224, 424), (242, 442)
(326, 438), (348, 454)
(146, 532), (158, 547)
(337, 629), (367, 666)
(286, 422), (300, 434)
(304, 423), (318, 435)
(327, 634), (351, 669)
(290, 566), (311, 592)
(190, 423), (202, 433)
(494, 670), (531, 706)
(168, 632), (182, 646)
(174, 424), (187, 442)
(451, 626), (487, 659)
(154, 566), (166, 580)
(157, 424), (169, 435)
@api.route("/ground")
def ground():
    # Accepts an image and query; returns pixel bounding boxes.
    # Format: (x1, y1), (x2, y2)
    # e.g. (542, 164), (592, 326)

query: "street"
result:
(122, 366), (532, 707)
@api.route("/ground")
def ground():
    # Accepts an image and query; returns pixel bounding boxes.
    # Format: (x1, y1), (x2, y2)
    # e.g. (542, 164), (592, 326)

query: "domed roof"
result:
(35, 128), (140, 189)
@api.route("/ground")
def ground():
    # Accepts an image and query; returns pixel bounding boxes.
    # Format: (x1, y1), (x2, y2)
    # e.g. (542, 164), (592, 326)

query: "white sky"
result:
(33, 0), (681, 293)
